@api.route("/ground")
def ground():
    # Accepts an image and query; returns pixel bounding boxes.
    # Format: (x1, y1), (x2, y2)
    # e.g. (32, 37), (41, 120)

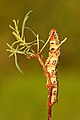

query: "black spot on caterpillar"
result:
(51, 48), (55, 50)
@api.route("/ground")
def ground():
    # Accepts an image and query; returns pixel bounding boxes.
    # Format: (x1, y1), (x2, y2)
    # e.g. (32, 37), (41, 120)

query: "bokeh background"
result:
(0, 0), (80, 120)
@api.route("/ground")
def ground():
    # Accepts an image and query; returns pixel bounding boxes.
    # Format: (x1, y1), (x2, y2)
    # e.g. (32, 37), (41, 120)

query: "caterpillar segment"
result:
(45, 29), (61, 106)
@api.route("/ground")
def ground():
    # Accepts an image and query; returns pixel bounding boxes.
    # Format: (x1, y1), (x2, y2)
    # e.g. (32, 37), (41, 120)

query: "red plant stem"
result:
(35, 53), (52, 120)
(48, 87), (52, 120)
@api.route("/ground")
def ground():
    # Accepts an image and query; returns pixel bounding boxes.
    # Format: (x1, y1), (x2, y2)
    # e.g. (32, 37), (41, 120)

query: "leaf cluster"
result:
(6, 10), (44, 74)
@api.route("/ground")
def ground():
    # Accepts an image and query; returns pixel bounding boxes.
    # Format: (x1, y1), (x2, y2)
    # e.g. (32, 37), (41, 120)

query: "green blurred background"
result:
(0, 0), (80, 120)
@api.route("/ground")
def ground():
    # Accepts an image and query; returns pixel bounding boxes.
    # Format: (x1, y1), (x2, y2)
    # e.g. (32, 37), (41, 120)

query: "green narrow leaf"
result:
(23, 47), (29, 53)
(21, 16), (29, 39)
(29, 43), (37, 48)
(26, 40), (37, 45)
(9, 25), (15, 31)
(16, 51), (26, 55)
(21, 10), (33, 39)
(25, 51), (35, 56)
(13, 20), (19, 34)
(14, 54), (24, 75)
(12, 41), (19, 48)
(12, 31), (21, 42)
(13, 20), (17, 29)
(6, 43), (12, 49)
(9, 53), (14, 57)
(25, 27), (37, 37)
(37, 34), (39, 53)
(39, 39), (44, 43)
(39, 31), (53, 54)
(18, 46), (25, 51)
(16, 20), (19, 34)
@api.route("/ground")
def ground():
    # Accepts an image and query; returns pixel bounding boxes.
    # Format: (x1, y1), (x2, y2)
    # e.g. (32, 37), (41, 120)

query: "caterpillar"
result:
(45, 29), (61, 106)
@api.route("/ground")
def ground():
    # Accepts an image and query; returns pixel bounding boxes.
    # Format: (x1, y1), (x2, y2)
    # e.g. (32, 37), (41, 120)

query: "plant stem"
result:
(35, 53), (52, 120)
(48, 87), (52, 120)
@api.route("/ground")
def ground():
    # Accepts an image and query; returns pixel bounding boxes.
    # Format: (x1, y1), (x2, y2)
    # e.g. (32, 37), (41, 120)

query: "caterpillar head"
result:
(49, 29), (58, 40)
(49, 29), (56, 36)
(49, 29), (59, 52)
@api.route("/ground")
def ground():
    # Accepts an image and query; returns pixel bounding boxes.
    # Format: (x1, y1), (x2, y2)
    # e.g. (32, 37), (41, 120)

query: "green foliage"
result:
(6, 10), (44, 74)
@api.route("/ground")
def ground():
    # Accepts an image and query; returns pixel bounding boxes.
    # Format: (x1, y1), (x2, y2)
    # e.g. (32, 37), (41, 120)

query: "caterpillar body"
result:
(45, 29), (61, 106)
